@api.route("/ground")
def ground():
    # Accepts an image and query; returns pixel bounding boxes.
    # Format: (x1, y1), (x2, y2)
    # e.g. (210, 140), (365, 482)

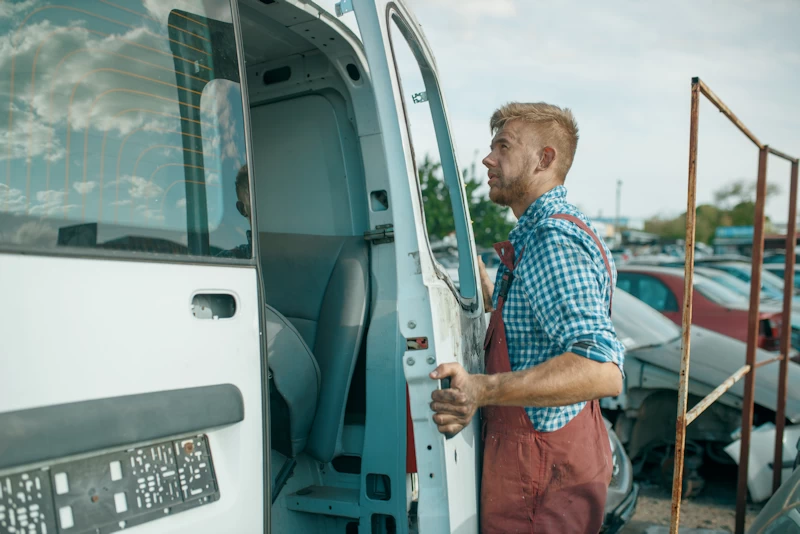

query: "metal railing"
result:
(670, 77), (799, 534)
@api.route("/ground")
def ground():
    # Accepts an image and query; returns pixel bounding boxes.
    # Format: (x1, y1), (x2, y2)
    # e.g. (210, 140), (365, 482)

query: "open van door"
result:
(0, 2), (268, 533)
(352, 1), (486, 532)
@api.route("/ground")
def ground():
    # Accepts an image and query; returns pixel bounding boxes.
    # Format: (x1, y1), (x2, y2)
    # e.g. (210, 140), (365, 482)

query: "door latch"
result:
(364, 224), (394, 244)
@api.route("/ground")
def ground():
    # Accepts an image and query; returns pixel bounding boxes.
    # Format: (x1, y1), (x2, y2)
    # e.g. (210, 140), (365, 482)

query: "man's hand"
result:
(429, 363), (486, 436)
(478, 256), (495, 313)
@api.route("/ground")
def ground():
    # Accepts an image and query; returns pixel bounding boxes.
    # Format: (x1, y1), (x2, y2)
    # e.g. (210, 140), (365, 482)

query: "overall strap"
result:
(492, 241), (525, 305)
(549, 214), (614, 314)
(492, 241), (525, 272)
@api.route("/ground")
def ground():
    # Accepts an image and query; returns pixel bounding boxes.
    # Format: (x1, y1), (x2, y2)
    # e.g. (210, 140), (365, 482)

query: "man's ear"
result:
(236, 200), (247, 218)
(538, 146), (556, 171)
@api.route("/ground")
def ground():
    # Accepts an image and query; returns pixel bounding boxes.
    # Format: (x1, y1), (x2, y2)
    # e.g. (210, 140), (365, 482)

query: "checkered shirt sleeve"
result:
(517, 222), (624, 372)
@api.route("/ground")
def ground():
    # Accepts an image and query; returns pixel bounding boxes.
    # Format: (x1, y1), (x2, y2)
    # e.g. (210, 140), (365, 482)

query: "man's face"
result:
(236, 186), (251, 221)
(482, 120), (538, 207)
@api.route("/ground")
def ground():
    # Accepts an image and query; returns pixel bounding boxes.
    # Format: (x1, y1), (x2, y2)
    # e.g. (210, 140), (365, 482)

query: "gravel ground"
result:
(621, 462), (765, 533)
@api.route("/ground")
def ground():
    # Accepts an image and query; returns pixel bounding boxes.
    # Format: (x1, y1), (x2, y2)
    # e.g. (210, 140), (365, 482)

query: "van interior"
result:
(240, 1), (412, 532)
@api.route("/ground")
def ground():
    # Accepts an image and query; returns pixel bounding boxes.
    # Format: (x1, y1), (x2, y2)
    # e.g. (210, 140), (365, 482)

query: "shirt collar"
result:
(509, 185), (567, 244)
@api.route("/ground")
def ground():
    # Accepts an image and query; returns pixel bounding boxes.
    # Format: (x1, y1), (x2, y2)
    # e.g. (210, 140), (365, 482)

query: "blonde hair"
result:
(490, 102), (579, 180)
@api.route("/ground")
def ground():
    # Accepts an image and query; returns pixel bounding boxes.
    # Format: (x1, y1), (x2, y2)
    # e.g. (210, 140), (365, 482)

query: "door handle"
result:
(192, 293), (236, 319)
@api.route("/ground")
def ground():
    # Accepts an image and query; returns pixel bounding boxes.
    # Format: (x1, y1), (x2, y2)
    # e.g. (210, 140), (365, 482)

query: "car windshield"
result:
(612, 289), (681, 351)
(697, 268), (758, 298)
(723, 263), (787, 295)
(694, 275), (750, 307)
(761, 266), (792, 290)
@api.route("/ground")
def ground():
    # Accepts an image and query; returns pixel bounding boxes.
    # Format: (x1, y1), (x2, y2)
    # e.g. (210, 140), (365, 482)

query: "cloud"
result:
(201, 79), (243, 166)
(0, 184), (27, 213)
(135, 204), (165, 223)
(0, 102), (66, 162)
(0, 0), (40, 19)
(0, 220), (57, 247)
(73, 181), (97, 195)
(120, 175), (163, 200)
(205, 172), (219, 185)
(111, 199), (131, 206)
(28, 189), (78, 216)
(0, 20), (203, 163)
(175, 198), (186, 208)
(104, 175), (163, 200)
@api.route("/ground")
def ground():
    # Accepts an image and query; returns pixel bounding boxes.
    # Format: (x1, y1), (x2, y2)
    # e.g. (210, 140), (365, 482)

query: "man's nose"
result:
(482, 152), (496, 168)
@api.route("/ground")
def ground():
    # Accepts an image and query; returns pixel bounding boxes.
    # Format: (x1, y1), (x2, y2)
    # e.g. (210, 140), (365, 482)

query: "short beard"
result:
(488, 152), (536, 207)
(488, 175), (528, 207)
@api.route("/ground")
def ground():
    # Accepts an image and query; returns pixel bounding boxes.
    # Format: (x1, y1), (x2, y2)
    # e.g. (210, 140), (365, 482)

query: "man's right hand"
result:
(478, 256), (495, 313)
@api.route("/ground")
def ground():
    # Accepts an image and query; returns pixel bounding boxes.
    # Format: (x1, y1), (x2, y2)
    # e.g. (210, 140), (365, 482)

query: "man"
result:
(217, 164), (252, 259)
(429, 103), (625, 533)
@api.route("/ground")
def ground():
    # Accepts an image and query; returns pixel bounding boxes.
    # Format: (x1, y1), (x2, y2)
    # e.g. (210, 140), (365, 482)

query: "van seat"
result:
(260, 232), (369, 464)
(265, 304), (320, 458)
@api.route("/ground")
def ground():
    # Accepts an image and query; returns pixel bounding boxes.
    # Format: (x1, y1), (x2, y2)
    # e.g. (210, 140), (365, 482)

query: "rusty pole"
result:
(753, 355), (784, 370)
(773, 160), (799, 493)
(685, 365), (751, 426)
(697, 79), (762, 148)
(735, 146), (769, 534)
(669, 79), (700, 534)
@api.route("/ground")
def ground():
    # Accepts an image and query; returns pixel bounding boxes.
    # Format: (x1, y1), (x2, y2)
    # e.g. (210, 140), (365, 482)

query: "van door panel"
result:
(354, 0), (483, 531)
(0, 254), (265, 533)
(0, 1), (266, 532)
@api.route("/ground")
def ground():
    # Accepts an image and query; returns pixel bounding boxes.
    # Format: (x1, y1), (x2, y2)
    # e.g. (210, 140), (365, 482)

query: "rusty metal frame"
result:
(670, 77), (799, 534)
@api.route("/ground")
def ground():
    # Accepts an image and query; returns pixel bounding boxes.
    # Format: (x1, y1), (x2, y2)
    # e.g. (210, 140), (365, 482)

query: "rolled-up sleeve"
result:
(517, 223), (625, 374)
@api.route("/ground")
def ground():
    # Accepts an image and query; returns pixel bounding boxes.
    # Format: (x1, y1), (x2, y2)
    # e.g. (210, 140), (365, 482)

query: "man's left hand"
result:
(429, 363), (486, 436)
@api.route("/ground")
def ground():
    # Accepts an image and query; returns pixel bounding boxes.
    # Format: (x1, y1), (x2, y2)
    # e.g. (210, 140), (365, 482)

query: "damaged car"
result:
(603, 289), (800, 495)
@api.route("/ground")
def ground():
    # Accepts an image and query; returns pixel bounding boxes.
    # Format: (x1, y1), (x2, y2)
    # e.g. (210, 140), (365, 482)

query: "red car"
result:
(617, 265), (783, 351)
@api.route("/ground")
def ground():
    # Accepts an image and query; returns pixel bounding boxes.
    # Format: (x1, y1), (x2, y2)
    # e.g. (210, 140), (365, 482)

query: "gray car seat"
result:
(260, 232), (369, 464)
(265, 304), (320, 458)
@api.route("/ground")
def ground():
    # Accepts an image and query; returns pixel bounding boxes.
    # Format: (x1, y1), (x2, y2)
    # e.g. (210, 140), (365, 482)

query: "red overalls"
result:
(480, 214), (614, 534)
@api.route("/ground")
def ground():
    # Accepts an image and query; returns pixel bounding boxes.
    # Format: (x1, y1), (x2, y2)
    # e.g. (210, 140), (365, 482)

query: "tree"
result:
(645, 179), (780, 244)
(418, 156), (515, 249)
(714, 179), (781, 210)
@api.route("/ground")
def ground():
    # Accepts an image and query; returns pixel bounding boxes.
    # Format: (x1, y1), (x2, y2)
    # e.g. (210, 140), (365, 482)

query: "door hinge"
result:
(335, 0), (353, 16)
(364, 224), (394, 244)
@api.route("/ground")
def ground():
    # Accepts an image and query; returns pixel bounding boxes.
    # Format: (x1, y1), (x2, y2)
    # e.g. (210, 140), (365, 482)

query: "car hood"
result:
(629, 325), (800, 422)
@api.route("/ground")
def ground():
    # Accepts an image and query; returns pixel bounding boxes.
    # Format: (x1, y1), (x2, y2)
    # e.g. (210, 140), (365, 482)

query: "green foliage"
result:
(645, 180), (779, 243)
(418, 156), (515, 249)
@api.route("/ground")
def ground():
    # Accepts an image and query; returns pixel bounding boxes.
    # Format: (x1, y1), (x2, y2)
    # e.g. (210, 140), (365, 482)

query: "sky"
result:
(328, 0), (800, 224)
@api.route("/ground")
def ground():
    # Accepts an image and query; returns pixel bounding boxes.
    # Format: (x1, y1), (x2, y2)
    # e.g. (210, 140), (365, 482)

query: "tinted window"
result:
(617, 273), (679, 312)
(0, 0), (250, 259)
(612, 289), (680, 351)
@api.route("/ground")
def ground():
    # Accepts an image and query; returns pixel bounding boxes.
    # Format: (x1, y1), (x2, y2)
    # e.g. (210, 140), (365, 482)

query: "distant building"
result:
(713, 226), (753, 256)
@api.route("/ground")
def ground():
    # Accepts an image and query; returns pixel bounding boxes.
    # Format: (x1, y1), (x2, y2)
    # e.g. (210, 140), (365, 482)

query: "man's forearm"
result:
(481, 277), (495, 312)
(477, 352), (622, 408)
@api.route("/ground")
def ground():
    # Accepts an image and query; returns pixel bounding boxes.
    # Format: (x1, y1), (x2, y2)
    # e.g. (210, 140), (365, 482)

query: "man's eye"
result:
(502, 145), (509, 150)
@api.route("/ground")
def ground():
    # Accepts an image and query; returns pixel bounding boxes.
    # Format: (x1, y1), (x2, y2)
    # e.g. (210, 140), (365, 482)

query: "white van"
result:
(0, 1), (634, 533)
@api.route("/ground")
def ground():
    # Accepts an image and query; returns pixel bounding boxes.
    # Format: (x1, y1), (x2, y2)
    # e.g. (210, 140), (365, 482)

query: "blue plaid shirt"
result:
(493, 185), (625, 431)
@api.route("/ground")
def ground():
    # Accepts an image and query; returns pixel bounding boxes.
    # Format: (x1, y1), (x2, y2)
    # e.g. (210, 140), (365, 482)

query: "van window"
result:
(0, 1), (250, 260)
(389, 14), (477, 301)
